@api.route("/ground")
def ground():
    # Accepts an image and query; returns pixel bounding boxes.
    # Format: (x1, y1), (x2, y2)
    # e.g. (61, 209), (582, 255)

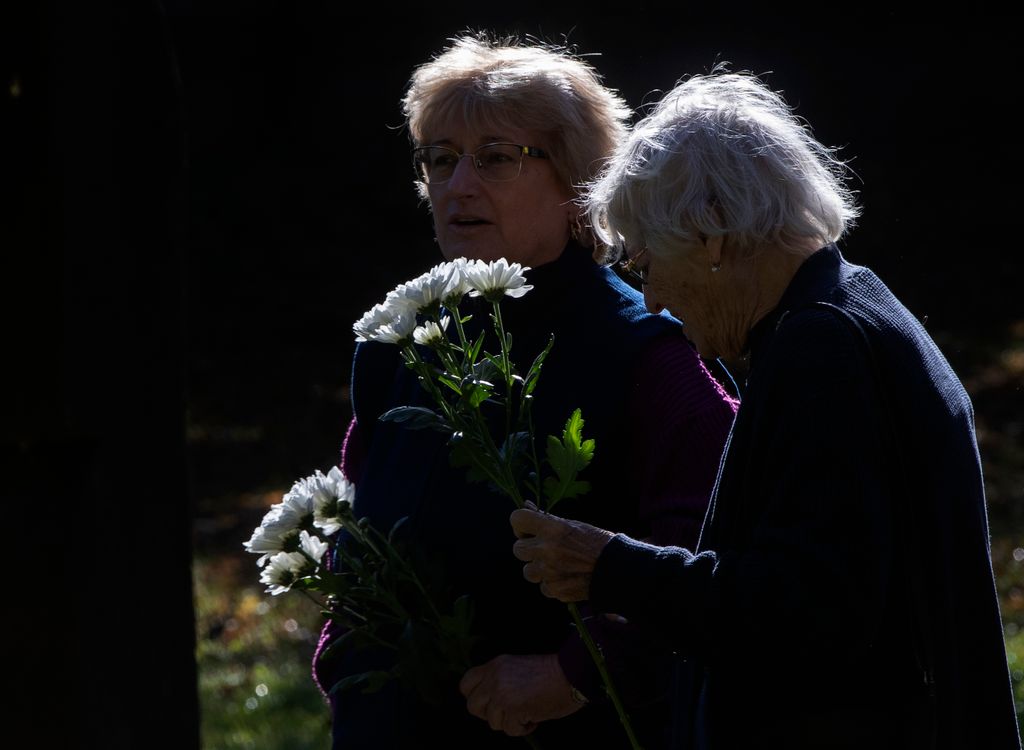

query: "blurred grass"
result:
(192, 320), (1024, 747)
(194, 542), (331, 748)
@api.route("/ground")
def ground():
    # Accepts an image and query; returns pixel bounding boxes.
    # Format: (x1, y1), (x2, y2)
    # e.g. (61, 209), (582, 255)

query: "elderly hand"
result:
(459, 653), (583, 736)
(510, 505), (615, 603)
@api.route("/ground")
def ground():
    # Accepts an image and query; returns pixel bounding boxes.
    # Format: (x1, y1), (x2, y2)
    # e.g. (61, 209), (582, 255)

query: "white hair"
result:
(586, 68), (860, 260)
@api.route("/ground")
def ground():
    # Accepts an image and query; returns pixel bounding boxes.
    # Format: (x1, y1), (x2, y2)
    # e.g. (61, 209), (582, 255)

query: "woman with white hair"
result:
(510, 70), (1020, 749)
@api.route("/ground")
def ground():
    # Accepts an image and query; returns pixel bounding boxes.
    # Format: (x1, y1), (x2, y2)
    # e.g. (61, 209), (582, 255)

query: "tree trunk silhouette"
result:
(1, 2), (199, 748)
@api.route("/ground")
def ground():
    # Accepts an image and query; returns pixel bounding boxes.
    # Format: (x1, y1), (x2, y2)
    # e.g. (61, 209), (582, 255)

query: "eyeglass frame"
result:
(411, 142), (550, 184)
(618, 246), (649, 287)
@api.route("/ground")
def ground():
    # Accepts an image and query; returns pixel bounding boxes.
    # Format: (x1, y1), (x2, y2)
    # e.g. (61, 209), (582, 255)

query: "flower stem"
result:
(524, 401), (543, 505)
(491, 301), (514, 444)
(448, 302), (469, 353)
(567, 602), (643, 750)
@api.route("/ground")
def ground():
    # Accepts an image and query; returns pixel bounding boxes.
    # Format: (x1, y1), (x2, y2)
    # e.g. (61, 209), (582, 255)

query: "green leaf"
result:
(379, 406), (451, 433)
(327, 669), (394, 697)
(437, 374), (462, 395)
(484, 353), (508, 381)
(315, 571), (352, 599)
(543, 477), (592, 501)
(437, 594), (477, 668)
(543, 408), (596, 509)
(470, 357), (501, 385)
(467, 329), (486, 364)
(500, 431), (531, 488)
(396, 620), (455, 705)
(448, 435), (489, 484)
(500, 431), (530, 462)
(460, 381), (493, 410)
(523, 334), (555, 397)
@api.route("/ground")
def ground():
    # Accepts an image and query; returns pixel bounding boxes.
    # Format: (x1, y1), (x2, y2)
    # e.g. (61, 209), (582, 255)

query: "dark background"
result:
(176, 5), (1022, 495)
(3, 3), (1020, 747)
(176, 5), (1023, 541)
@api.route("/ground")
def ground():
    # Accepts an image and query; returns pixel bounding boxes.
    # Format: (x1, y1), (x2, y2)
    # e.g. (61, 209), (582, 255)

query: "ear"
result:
(704, 234), (724, 266)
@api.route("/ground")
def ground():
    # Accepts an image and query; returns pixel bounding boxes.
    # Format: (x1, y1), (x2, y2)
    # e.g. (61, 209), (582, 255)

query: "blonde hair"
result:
(403, 33), (631, 249)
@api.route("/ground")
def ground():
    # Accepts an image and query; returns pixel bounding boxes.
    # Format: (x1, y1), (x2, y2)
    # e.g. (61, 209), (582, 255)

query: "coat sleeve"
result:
(588, 310), (897, 669)
(557, 333), (738, 702)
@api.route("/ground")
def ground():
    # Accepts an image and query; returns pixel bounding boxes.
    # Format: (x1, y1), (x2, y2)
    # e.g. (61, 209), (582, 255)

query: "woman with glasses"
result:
(312, 33), (738, 748)
(510, 69), (1021, 749)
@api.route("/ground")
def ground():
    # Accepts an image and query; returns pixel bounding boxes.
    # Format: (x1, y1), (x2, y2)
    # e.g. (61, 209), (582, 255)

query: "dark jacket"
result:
(592, 244), (1020, 749)
(314, 242), (737, 748)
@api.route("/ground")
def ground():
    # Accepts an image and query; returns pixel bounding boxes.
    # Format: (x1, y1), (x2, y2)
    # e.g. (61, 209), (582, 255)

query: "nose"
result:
(446, 154), (483, 196)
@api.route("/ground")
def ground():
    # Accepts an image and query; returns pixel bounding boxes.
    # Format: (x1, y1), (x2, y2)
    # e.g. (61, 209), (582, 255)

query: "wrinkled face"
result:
(630, 242), (730, 360)
(420, 118), (575, 266)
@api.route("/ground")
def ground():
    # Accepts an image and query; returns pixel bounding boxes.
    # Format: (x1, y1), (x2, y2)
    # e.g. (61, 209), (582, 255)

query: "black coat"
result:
(592, 244), (1021, 749)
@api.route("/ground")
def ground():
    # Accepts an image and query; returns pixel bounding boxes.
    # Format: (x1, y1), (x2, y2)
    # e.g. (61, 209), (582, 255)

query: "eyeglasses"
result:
(618, 247), (649, 286)
(412, 142), (549, 184)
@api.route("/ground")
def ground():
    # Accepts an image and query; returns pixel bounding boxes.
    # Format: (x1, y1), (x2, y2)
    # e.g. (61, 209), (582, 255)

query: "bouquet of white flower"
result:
(351, 257), (641, 749)
(353, 257), (595, 513)
(245, 257), (639, 748)
(244, 466), (477, 704)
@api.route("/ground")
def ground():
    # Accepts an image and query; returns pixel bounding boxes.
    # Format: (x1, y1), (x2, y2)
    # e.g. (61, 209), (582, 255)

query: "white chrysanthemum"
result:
(388, 262), (463, 313)
(281, 476), (316, 520)
(465, 258), (533, 301)
(353, 294), (419, 343)
(311, 466), (355, 536)
(298, 529), (329, 565)
(259, 551), (308, 595)
(367, 308), (418, 345)
(244, 504), (303, 566)
(353, 302), (394, 342)
(412, 316), (450, 347)
(440, 258), (473, 307)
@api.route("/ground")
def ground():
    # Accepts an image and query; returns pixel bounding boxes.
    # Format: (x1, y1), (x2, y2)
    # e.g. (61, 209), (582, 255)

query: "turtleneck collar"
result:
(522, 239), (597, 289)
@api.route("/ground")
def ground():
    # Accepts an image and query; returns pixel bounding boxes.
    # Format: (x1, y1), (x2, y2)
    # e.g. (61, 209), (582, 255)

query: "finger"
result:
(510, 507), (549, 537)
(512, 537), (540, 562)
(524, 500), (538, 510)
(522, 560), (543, 584)
(459, 666), (484, 698)
(486, 705), (505, 732)
(465, 689), (489, 721)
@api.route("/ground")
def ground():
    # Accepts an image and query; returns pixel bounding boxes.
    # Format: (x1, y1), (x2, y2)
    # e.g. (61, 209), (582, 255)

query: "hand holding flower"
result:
(510, 506), (615, 603)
